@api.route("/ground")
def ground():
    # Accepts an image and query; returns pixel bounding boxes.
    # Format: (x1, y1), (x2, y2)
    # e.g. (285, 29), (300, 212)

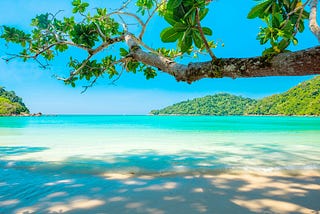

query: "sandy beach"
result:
(1, 169), (319, 214)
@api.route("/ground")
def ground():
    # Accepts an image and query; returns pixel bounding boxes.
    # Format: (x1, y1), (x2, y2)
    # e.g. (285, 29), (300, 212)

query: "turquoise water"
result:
(1, 115), (320, 174)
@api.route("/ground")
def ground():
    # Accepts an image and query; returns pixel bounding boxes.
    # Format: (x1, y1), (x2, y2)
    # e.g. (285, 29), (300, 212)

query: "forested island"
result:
(0, 87), (30, 116)
(150, 76), (320, 116)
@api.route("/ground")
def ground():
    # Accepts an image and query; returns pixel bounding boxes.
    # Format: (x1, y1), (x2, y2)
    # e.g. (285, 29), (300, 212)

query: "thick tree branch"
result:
(126, 34), (320, 83)
(309, 0), (320, 42)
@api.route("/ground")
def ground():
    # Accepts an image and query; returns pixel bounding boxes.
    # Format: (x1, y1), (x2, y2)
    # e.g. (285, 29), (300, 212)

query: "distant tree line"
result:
(246, 76), (320, 116)
(151, 93), (256, 115)
(151, 76), (320, 116)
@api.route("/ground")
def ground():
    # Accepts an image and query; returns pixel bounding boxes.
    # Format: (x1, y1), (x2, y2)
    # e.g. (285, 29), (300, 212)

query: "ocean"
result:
(0, 115), (320, 213)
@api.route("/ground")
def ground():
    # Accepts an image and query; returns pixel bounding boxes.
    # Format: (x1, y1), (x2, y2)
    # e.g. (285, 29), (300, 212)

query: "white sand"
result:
(2, 169), (319, 214)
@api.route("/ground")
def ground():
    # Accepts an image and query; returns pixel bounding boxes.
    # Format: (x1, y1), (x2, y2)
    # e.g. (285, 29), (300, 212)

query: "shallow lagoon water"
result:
(0, 115), (319, 174)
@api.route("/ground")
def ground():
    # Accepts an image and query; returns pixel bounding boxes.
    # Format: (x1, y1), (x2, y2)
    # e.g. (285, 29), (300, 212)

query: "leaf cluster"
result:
(72, 0), (89, 13)
(248, 0), (309, 56)
(160, 0), (213, 54)
(120, 48), (157, 80)
(136, 0), (155, 15)
(0, 0), (162, 88)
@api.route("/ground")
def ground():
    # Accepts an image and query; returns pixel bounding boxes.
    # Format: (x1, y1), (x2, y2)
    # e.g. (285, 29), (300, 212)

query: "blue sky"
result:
(0, 0), (318, 114)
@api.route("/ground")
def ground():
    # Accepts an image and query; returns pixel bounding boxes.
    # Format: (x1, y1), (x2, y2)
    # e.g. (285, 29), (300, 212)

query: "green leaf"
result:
(180, 32), (192, 53)
(160, 27), (181, 43)
(247, 0), (272, 19)
(262, 47), (276, 56)
(39, 14), (50, 29)
(199, 8), (209, 21)
(72, 7), (79, 13)
(301, 11), (310, 19)
(172, 3), (191, 21)
(97, 8), (107, 16)
(55, 44), (68, 52)
(107, 65), (118, 78)
(298, 21), (305, 33)
(164, 12), (177, 26)
(186, 9), (197, 26)
(79, 2), (89, 12)
(82, 2), (89, 8)
(173, 22), (188, 32)
(278, 39), (289, 50)
(144, 67), (157, 79)
(120, 48), (128, 56)
(192, 30), (203, 48)
(202, 27), (212, 36)
(184, 7), (196, 21)
(167, 0), (182, 9)
(72, 0), (81, 6)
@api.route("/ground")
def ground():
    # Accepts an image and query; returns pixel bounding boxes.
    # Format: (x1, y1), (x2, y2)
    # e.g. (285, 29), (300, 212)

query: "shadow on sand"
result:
(0, 148), (320, 214)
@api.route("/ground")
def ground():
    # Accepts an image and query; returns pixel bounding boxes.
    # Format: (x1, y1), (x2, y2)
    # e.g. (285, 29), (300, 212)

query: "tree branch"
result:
(309, 0), (320, 42)
(90, 36), (125, 55)
(126, 34), (320, 83)
(57, 54), (93, 82)
(139, 3), (161, 39)
(56, 36), (125, 82)
(93, 22), (107, 40)
(108, 11), (145, 28)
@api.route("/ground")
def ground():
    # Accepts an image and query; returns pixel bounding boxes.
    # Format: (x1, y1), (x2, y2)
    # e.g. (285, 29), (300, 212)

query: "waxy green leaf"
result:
(160, 27), (181, 43)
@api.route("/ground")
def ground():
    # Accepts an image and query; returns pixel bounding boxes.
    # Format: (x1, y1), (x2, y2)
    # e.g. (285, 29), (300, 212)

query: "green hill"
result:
(0, 87), (29, 116)
(150, 93), (256, 115)
(150, 76), (320, 116)
(246, 76), (320, 116)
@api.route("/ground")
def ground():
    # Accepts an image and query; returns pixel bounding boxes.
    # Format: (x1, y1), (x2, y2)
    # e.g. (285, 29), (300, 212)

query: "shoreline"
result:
(0, 112), (43, 117)
(149, 113), (320, 117)
(1, 114), (320, 117)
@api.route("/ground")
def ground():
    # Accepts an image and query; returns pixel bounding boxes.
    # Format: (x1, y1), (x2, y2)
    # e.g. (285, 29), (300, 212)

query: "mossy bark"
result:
(126, 33), (320, 83)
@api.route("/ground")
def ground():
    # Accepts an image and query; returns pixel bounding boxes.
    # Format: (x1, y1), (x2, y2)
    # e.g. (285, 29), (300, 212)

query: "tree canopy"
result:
(150, 93), (257, 115)
(0, 0), (319, 89)
(0, 87), (29, 115)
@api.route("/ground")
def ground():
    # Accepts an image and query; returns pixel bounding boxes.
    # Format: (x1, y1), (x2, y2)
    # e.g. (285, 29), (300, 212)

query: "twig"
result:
(195, 8), (216, 60)
(108, 11), (144, 28)
(81, 76), (99, 93)
(139, 3), (161, 39)
(109, 67), (124, 85)
(93, 22), (107, 40)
